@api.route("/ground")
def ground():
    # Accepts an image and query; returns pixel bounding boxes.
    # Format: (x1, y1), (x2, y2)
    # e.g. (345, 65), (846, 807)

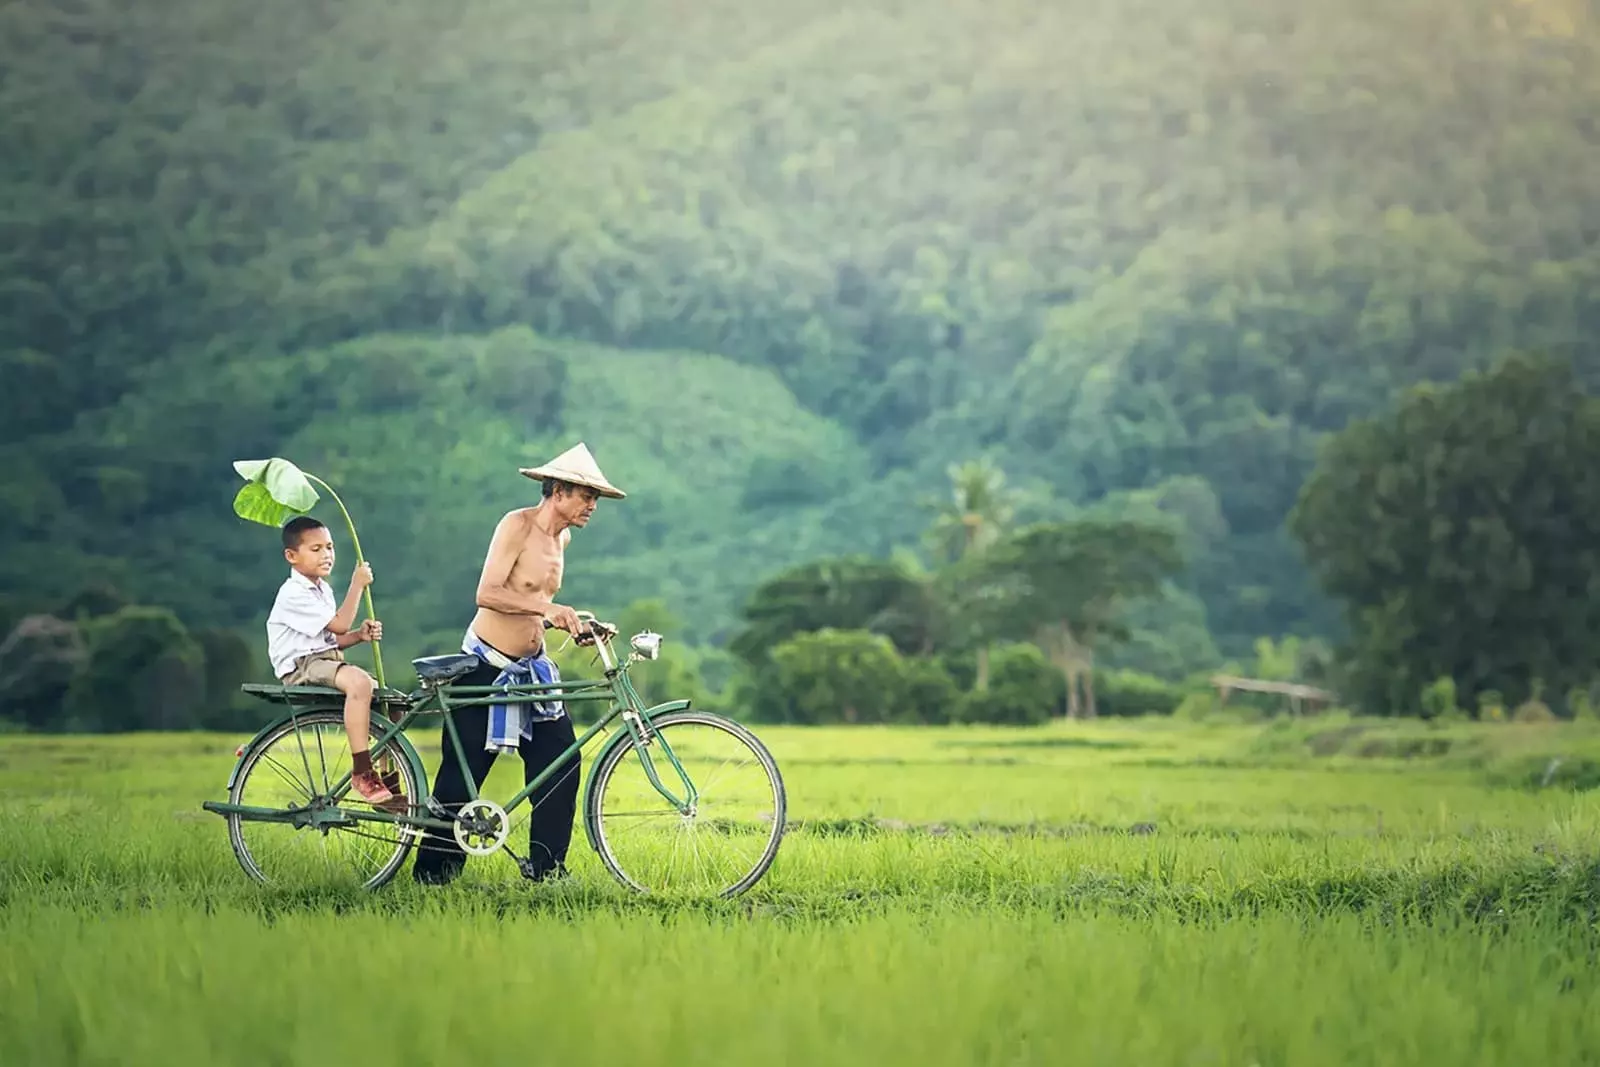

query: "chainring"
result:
(452, 799), (511, 856)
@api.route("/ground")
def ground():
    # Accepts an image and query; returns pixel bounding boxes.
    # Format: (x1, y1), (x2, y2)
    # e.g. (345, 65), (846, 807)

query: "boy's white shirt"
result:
(266, 569), (340, 679)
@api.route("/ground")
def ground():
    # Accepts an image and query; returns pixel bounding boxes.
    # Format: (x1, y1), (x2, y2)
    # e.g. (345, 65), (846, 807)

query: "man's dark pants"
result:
(411, 657), (580, 884)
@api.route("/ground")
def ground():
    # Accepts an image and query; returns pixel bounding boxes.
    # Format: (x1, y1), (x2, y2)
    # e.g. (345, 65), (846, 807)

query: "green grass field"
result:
(4, 714), (1600, 1065)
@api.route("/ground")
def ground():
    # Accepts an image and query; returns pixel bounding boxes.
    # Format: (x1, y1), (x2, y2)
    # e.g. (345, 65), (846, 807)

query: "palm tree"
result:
(923, 458), (1017, 690)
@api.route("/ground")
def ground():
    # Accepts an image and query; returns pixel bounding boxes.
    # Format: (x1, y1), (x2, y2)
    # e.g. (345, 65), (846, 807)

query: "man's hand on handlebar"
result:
(543, 603), (586, 635)
(545, 606), (617, 645)
(572, 610), (617, 646)
(574, 623), (618, 646)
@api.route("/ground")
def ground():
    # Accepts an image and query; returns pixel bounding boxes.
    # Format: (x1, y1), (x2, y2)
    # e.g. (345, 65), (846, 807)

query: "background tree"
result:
(923, 458), (1020, 691)
(1288, 352), (1600, 714)
(755, 629), (910, 725)
(962, 643), (1065, 726)
(0, 616), (86, 730)
(977, 519), (1186, 717)
(923, 459), (1017, 563)
(194, 627), (258, 729)
(63, 607), (206, 732)
(728, 556), (940, 668)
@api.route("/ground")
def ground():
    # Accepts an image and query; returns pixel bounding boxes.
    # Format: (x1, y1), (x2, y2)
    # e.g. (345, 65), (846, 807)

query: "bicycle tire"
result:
(226, 708), (421, 891)
(585, 710), (786, 898)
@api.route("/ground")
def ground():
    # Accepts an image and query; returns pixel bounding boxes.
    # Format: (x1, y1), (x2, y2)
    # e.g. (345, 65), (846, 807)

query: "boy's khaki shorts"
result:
(282, 648), (346, 687)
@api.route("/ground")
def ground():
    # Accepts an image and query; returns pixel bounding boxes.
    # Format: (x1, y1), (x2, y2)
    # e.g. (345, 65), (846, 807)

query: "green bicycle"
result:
(202, 612), (787, 897)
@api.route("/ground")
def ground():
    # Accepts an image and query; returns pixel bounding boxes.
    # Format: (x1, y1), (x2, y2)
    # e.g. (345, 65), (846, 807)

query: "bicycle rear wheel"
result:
(226, 708), (420, 890)
(585, 710), (785, 898)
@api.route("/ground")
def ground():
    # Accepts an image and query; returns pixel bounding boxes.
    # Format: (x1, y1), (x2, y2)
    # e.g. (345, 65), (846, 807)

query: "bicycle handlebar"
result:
(571, 609), (617, 646)
(543, 610), (614, 637)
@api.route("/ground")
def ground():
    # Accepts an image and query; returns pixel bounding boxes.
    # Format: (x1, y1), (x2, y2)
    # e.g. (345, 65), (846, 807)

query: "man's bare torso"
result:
(471, 508), (570, 658)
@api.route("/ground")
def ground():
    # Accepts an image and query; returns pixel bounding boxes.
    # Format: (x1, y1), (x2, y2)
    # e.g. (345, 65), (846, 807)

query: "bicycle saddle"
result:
(411, 654), (481, 683)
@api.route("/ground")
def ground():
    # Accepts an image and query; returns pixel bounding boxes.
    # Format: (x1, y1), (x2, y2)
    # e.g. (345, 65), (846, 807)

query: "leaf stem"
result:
(304, 474), (386, 689)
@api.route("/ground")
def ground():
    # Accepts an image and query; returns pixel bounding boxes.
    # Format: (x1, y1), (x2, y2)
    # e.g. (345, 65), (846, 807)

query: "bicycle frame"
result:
(204, 625), (702, 847)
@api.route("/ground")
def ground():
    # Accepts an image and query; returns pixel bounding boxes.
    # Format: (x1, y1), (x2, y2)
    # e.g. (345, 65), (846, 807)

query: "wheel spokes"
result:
(233, 719), (414, 887)
(596, 720), (781, 895)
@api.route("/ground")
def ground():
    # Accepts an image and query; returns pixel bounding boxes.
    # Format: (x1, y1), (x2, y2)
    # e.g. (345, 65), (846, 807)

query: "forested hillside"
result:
(4, 0), (1598, 693)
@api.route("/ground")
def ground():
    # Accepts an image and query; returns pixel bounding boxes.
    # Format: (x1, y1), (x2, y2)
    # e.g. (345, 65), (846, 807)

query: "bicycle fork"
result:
(620, 698), (698, 815)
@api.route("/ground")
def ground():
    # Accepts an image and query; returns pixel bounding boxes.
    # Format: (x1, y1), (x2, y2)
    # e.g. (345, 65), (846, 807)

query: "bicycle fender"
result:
(378, 731), (429, 794)
(223, 709), (320, 791)
(579, 699), (692, 852)
(222, 704), (427, 793)
(587, 699), (693, 768)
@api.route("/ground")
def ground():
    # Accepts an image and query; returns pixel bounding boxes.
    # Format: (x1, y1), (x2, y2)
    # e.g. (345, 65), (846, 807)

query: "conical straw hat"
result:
(518, 442), (626, 499)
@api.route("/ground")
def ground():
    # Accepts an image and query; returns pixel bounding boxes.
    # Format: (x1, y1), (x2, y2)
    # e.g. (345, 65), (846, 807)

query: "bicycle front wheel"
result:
(585, 710), (786, 898)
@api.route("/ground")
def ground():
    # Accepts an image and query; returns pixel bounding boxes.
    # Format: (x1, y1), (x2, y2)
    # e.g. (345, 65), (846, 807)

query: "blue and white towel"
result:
(463, 627), (567, 754)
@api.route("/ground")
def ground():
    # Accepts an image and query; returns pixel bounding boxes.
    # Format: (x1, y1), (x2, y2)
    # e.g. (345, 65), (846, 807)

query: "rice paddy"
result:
(3, 714), (1598, 1065)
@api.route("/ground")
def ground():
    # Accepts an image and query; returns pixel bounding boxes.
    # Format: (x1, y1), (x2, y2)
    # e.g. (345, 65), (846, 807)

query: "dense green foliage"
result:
(724, 509), (1189, 724)
(0, 589), (257, 732)
(1290, 354), (1600, 714)
(4, 0), (1599, 726)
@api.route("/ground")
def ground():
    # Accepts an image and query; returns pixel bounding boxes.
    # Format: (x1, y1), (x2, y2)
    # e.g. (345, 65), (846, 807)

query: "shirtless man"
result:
(412, 442), (626, 886)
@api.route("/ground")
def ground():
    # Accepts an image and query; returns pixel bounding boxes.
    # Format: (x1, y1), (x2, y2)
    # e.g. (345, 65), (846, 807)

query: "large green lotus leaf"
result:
(232, 458), (319, 526)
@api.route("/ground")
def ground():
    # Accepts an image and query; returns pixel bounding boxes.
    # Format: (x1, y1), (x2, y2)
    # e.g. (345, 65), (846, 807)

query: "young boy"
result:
(266, 515), (397, 806)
